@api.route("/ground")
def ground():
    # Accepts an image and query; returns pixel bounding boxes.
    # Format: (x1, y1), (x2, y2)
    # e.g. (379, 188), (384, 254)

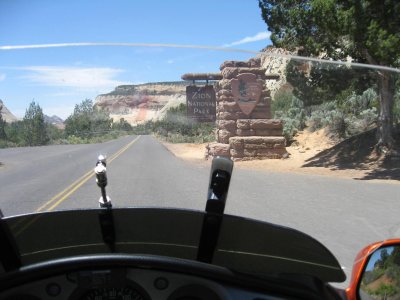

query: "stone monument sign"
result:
(206, 57), (288, 160)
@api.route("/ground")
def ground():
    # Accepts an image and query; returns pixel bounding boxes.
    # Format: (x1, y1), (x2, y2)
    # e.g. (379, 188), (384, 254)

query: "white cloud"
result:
(0, 73), (5, 81)
(224, 31), (271, 47)
(20, 66), (129, 92)
(167, 59), (174, 64)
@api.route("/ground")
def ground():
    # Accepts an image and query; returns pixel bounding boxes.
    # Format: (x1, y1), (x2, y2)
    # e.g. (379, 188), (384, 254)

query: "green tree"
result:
(259, 0), (400, 149)
(23, 101), (49, 146)
(4, 121), (25, 146)
(0, 104), (7, 140)
(392, 247), (400, 266)
(112, 118), (132, 131)
(46, 124), (63, 143)
(286, 60), (376, 107)
(64, 99), (112, 138)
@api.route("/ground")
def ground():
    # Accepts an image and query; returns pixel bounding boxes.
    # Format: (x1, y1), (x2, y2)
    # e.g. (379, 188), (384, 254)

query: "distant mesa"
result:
(94, 81), (189, 125)
(0, 99), (18, 123)
(44, 115), (65, 129)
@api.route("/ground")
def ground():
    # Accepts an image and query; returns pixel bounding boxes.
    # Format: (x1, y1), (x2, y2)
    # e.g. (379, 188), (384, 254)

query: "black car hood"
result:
(3, 208), (345, 282)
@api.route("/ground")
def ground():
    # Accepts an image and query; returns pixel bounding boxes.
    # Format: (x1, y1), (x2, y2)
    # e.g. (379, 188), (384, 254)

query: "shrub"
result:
(367, 283), (397, 297)
(0, 139), (18, 148)
(386, 265), (400, 281)
(273, 91), (306, 141)
(306, 88), (379, 139)
(134, 103), (215, 143)
(67, 135), (88, 144)
(272, 90), (293, 115)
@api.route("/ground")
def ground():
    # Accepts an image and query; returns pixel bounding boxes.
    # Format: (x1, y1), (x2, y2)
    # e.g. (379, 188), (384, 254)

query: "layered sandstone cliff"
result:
(94, 82), (188, 124)
(0, 100), (18, 122)
(258, 47), (296, 98)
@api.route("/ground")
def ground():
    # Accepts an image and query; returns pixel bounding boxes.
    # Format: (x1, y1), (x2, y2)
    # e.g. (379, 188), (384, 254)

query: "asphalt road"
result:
(1, 134), (400, 287)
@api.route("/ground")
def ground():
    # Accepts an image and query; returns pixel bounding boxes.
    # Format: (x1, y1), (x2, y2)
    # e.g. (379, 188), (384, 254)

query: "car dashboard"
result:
(0, 255), (343, 300)
(0, 267), (292, 300)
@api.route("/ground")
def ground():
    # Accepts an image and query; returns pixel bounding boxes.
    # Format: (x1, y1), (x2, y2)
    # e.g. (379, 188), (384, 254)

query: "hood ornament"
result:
(95, 155), (112, 208)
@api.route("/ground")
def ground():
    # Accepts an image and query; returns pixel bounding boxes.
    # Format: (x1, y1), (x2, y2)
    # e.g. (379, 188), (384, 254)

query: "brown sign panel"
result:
(186, 85), (216, 122)
(231, 73), (262, 116)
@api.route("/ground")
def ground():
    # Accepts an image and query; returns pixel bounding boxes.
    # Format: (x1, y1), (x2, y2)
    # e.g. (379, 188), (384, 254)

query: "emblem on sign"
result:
(231, 73), (262, 116)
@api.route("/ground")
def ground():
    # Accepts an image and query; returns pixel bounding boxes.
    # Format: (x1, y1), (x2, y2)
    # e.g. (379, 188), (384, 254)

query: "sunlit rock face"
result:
(0, 99), (18, 123)
(94, 82), (188, 124)
(259, 47), (296, 99)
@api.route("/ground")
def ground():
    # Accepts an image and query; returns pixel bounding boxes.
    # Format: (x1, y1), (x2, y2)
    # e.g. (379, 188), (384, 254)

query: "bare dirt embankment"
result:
(162, 128), (400, 183)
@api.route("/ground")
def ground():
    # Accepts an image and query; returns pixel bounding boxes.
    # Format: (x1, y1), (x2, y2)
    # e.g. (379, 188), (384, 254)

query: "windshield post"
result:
(197, 157), (233, 263)
(0, 210), (21, 271)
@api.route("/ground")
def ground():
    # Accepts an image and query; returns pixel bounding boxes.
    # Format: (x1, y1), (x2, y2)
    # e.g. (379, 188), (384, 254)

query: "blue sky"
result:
(0, 0), (272, 119)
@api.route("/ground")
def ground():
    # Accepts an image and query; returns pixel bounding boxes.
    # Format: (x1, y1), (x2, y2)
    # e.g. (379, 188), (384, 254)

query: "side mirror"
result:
(346, 239), (400, 300)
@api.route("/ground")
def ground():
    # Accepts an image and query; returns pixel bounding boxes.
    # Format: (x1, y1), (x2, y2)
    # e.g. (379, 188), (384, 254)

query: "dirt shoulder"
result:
(162, 129), (400, 184)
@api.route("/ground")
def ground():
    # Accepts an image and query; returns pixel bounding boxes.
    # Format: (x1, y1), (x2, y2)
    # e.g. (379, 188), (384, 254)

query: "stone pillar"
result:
(206, 58), (287, 161)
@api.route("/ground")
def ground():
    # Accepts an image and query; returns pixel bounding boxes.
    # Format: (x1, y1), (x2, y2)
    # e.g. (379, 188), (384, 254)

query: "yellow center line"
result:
(12, 135), (141, 235)
(11, 170), (94, 231)
(35, 170), (93, 212)
(46, 172), (96, 211)
(45, 135), (141, 212)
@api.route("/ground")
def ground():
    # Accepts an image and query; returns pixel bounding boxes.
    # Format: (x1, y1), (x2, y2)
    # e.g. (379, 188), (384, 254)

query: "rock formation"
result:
(94, 82), (189, 124)
(258, 47), (296, 98)
(0, 100), (18, 122)
(44, 115), (65, 129)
